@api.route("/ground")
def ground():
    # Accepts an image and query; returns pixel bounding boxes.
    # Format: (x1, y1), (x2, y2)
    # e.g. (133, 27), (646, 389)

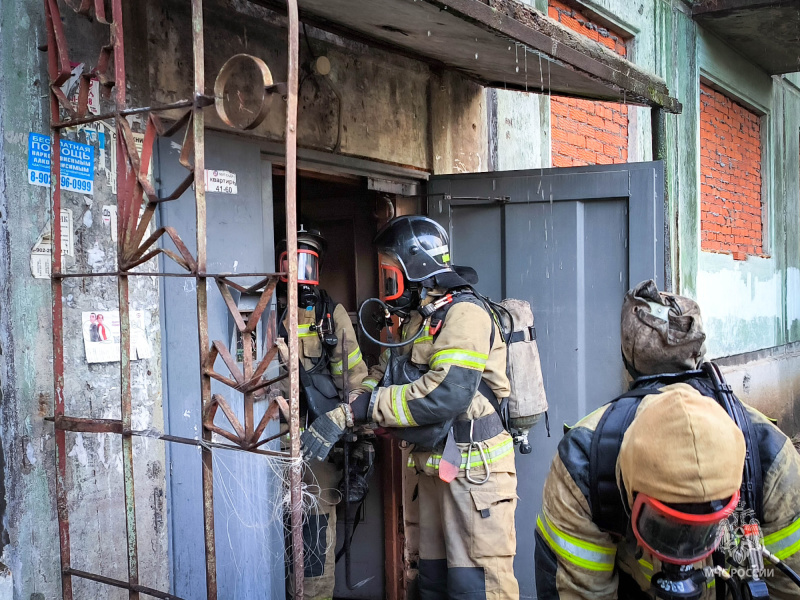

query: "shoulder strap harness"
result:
(588, 364), (764, 539)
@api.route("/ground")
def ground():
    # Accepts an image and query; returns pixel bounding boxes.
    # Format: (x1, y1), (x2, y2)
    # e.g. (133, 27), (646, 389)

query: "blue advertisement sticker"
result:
(28, 133), (51, 188)
(28, 133), (95, 195)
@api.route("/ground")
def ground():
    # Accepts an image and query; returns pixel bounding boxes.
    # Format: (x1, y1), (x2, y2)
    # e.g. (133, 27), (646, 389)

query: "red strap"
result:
(430, 320), (443, 336)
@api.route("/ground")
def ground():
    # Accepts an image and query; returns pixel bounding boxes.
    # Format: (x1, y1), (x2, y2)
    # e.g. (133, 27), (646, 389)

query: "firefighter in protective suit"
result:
(534, 280), (800, 599)
(277, 223), (369, 600)
(301, 216), (519, 600)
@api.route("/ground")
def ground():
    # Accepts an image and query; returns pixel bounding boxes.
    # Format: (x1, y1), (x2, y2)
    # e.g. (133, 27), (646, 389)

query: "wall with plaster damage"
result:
(0, 0), (491, 598)
(142, 0), (488, 176)
(1, 3), (170, 599)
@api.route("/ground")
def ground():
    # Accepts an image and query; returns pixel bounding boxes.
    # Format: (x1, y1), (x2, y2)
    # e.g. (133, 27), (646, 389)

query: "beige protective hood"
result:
(618, 384), (745, 505)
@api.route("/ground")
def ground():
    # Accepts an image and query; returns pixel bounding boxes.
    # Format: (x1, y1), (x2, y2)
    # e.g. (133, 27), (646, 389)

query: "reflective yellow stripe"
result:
(429, 348), (488, 370)
(764, 515), (800, 560)
(407, 456), (416, 468)
(639, 559), (653, 581)
(298, 324), (316, 338)
(331, 347), (363, 375)
(414, 325), (432, 344)
(426, 437), (514, 469)
(362, 378), (378, 391)
(536, 514), (615, 572)
(392, 385), (417, 427)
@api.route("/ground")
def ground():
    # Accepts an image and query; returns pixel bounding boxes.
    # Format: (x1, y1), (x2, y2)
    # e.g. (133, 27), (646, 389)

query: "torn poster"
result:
(82, 310), (152, 363)
(30, 209), (74, 279)
(61, 62), (101, 115)
(102, 205), (118, 242)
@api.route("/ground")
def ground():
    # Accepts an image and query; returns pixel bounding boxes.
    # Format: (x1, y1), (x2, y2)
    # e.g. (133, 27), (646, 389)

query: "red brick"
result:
(700, 83), (762, 256)
(551, 100), (570, 117)
(548, 2), (628, 166)
(586, 137), (604, 153)
(567, 133), (586, 147)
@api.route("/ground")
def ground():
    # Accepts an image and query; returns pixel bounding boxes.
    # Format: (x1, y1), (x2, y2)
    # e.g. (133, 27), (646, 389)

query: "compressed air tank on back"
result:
(499, 299), (548, 452)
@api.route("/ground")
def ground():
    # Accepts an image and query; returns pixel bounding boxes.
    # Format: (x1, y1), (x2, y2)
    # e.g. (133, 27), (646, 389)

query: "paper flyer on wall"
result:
(30, 209), (74, 279)
(81, 310), (152, 363)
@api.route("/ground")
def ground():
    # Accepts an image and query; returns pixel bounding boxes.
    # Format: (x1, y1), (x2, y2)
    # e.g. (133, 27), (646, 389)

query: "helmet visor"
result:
(379, 256), (405, 302)
(632, 491), (739, 565)
(279, 249), (320, 285)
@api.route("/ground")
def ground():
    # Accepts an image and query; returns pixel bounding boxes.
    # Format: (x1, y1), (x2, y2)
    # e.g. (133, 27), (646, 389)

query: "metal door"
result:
(428, 162), (665, 599)
(157, 135), (285, 599)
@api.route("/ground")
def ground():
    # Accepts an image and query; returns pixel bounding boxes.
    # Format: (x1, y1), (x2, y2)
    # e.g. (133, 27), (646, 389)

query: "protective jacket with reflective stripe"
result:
(365, 290), (513, 477)
(534, 378), (800, 599)
(280, 302), (367, 402)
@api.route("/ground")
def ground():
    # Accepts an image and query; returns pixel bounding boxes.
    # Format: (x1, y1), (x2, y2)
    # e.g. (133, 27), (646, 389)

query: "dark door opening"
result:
(272, 166), (392, 599)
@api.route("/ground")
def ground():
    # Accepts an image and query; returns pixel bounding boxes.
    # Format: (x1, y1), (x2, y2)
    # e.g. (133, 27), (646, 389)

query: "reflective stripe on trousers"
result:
(425, 437), (514, 470)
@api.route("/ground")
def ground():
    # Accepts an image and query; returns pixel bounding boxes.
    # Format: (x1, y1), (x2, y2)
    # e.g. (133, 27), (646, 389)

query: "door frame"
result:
(262, 145), (426, 600)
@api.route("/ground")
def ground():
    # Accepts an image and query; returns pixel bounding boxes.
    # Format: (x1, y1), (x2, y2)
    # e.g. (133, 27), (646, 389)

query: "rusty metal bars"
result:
(45, 0), (305, 597)
(45, 0), (72, 594)
(284, 0), (305, 597)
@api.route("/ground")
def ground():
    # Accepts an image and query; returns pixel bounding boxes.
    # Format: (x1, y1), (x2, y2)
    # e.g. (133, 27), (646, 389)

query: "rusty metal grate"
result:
(44, 0), (305, 597)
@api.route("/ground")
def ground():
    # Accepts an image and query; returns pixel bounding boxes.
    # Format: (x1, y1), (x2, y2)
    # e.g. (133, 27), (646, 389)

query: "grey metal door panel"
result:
(157, 135), (284, 600)
(428, 162), (664, 599)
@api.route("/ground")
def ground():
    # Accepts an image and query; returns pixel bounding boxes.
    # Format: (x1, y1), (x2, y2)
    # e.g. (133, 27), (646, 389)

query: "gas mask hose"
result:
(357, 297), (426, 348)
(704, 566), (743, 600)
(763, 547), (800, 588)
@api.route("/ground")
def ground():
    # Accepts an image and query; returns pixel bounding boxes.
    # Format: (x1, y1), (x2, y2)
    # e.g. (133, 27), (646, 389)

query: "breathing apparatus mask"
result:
(358, 216), (455, 348)
(276, 223), (326, 310)
(637, 492), (739, 600)
(379, 254), (422, 319)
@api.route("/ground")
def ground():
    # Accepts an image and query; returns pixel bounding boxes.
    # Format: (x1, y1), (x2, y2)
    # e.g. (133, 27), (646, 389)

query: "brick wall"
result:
(548, 0), (628, 167)
(700, 84), (763, 260)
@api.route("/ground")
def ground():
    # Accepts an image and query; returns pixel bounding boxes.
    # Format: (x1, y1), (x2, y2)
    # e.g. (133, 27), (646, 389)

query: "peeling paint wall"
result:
(1, 1), (491, 598)
(489, 0), (799, 435)
(147, 0), (433, 170)
(1, 4), (169, 600)
(1, 1), (65, 598)
(720, 344), (800, 437)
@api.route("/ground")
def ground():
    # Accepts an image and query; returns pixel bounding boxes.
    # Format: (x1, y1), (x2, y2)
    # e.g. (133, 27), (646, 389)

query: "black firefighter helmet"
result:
(373, 215), (453, 283)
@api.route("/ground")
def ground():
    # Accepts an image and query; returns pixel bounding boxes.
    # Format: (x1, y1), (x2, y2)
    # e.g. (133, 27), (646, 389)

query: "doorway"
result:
(272, 166), (394, 599)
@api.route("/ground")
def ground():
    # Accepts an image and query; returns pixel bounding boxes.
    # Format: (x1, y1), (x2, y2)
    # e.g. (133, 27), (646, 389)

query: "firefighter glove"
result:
(300, 404), (353, 461)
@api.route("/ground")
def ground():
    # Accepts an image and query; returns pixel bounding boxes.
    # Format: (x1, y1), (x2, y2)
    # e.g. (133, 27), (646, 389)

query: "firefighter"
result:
(277, 222), (369, 600)
(534, 280), (800, 599)
(301, 215), (519, 600)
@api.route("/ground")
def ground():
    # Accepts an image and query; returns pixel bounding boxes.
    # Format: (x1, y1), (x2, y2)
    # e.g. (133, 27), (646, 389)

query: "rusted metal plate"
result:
(693, 1), (800, 75)
(254, 0), (681, 111)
